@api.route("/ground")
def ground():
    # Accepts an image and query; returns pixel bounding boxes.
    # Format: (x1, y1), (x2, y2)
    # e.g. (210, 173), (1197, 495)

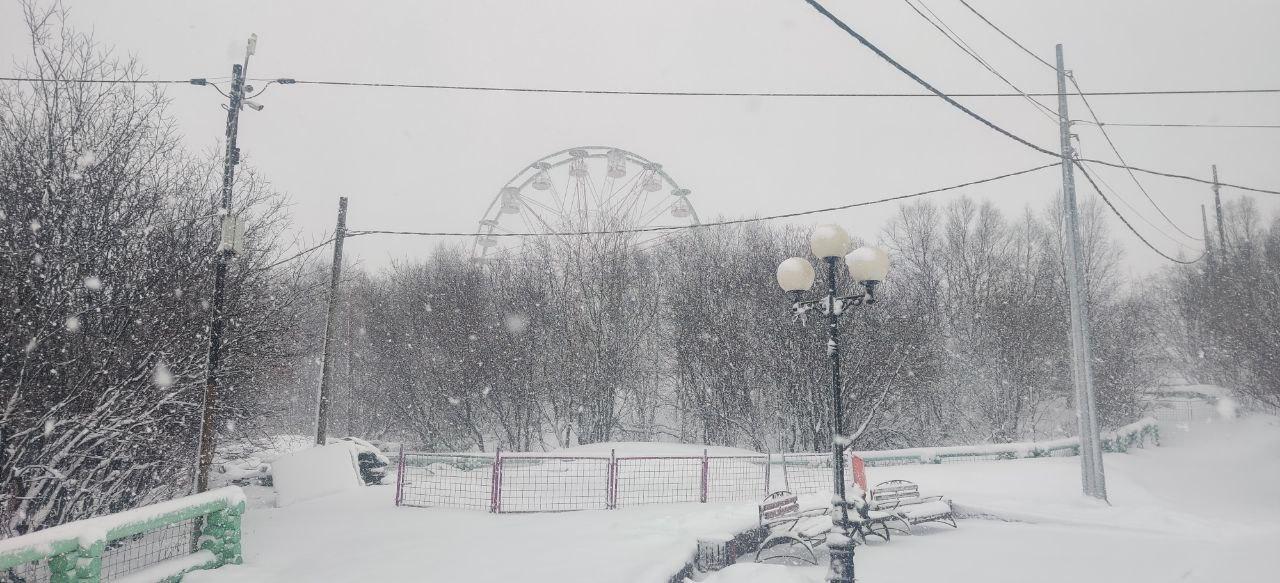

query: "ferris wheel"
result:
(472, 146), (700, 263)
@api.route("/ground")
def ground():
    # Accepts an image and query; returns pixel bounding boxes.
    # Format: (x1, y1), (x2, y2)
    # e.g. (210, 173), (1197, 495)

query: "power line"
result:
(1069, 73), (1201, 241)
(4, 75), (1280, 98)
(1078, 158), (1280, 196)
(800, 0), (1061, 158)
(900, 0), (1058, 123)
(800, 0), (1266, 267)
(0, 76), (207, 84)
(259, 78), (1280, 98)
(1079, 160), (1200, 251)
(956, 0), (1056, 70)
(1078, 121), (1280, 129)
(1073, 161), (1204, 264)
(344, 162), (1061, 239)
(258, 237), (336, 271)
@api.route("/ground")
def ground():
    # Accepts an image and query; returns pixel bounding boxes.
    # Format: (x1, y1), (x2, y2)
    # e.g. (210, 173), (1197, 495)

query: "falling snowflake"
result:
(75, 150), (99, 170)
(504, 313), (530, 335)
(65, 316), (81, 332)
(153, 361), (174, 387)
(84, 276), (102, 290)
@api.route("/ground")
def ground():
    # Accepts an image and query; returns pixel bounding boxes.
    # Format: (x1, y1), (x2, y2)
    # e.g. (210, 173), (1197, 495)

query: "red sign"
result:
(851, 454), (867, 499)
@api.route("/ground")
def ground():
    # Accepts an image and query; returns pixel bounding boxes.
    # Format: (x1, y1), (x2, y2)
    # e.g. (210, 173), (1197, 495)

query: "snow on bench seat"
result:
(895, 500), (954, 522)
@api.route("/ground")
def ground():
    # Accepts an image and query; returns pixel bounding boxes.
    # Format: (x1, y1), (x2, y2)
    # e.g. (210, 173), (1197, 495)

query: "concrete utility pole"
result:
(1055, 44), (1108, 501)
(1201, 205), (1214, 270)
(1212, 165), (1227, 253)
(195, 34), (256, 494)
(315, 197), (349, 445)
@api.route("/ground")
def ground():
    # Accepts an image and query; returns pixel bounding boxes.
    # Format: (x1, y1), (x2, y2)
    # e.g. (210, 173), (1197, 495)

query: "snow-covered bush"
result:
(0, 4), (316, 536)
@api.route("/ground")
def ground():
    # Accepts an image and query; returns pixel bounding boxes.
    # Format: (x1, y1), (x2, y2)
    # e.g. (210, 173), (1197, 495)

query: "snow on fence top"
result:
(0, 486), (246, 582)
(854, 417), (1159, 465)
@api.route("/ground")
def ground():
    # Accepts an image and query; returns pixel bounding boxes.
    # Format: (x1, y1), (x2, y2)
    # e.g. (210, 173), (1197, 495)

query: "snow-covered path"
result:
(186, 484), (759, 582)
(709, 413), (1280, 583)
(188, 414), (1280, 583)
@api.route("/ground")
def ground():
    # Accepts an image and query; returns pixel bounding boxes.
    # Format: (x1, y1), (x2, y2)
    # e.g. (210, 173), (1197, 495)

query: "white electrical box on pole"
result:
(1055, 43), (1108, 501)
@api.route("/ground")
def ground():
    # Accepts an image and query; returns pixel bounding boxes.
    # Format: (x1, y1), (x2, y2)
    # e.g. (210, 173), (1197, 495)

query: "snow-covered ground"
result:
(187, 412), (1280, 583)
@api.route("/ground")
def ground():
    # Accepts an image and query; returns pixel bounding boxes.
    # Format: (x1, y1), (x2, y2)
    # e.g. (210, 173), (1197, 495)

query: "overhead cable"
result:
(344, 163), (1061, 239)
(1074, 162), (1204, 264)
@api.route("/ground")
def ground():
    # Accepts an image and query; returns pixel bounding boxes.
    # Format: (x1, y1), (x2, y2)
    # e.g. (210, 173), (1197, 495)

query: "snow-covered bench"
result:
(754, 491), (833, 564)
(868, 479), (956, 533)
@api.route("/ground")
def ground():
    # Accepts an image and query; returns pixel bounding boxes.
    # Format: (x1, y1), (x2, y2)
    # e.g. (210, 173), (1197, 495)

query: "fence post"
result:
(700, 449), (709, 504)
(394, 445), (405, 507)
(490, 447), (503, 514)
(608, 449), (617, 509)
(763, 453), (771, 495)
(200, 501), (244, 566)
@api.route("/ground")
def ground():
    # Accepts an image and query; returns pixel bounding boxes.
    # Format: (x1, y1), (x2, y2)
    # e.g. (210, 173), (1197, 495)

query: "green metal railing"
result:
(0, 486), (245, 582)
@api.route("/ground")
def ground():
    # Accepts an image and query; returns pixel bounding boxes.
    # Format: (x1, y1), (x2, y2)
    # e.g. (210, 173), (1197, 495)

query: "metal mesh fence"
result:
(781, 453), (835, 494)
(1, 518), (200, 583)
(397, 452), (494, 510)
(614, 457), (702, 507)
(705, 456), (769, 502)
(497, 456), (610, 512)
(100, 518), (197, 580)
(396, 422), (1156, 513)
(2, 560), (50, 583)
(1147, 399), (1195, 428)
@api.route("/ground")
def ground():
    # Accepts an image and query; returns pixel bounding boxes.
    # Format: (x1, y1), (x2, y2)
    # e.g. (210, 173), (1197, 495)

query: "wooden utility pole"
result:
(1055, 44), (1107, 501)
(315, 197), (349, 445)
(345, 297), (356, 436)
(195, 34), (256, 494)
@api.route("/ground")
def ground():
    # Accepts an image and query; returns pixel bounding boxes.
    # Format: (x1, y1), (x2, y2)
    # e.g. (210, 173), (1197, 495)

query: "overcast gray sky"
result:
(3, 0), (1278, 276)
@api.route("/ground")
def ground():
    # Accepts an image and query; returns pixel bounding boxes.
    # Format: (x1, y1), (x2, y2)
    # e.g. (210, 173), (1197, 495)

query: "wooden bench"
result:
(868, 479), (956, 533)
(754, 491), (832, 565)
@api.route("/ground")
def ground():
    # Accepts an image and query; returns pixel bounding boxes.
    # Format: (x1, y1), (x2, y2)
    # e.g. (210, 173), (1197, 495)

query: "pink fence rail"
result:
(396, 449), (771, 513)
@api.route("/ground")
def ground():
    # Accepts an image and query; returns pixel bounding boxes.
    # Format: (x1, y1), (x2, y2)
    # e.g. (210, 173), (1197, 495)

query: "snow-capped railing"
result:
(0, 486), (245, 582)
(851, 417), (1160, 467)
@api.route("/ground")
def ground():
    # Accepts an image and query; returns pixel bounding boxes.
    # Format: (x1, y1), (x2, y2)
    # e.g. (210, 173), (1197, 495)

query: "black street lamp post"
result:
(776, 224), (890, 583)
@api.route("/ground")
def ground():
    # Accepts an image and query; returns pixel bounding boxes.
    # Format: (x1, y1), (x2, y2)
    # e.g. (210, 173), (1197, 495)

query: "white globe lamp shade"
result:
(776, 257), (816, 292)
(847, 246), (890, 283)
(810, 224), (852, 259)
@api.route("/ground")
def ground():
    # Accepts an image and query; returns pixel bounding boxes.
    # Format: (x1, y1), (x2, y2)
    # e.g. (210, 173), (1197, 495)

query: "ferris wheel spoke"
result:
(521, 196), (562, 217)
(519, 201), (570, 246)
(636, 195), (680, 228)
(543, 180), (570, 217)
(600, 170), (645, 217)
